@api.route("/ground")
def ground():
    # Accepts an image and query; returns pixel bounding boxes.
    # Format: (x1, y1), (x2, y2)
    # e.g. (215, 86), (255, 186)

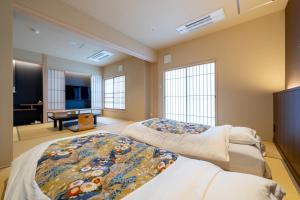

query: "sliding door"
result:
(164, 62), (216, 126)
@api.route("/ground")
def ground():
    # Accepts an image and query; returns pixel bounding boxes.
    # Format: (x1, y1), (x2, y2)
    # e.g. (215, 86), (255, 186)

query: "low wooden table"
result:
(48, 114), (99, 131)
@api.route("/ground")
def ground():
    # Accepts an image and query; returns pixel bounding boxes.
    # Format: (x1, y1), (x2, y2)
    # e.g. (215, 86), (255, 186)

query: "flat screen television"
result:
(66, 85), (90, 100)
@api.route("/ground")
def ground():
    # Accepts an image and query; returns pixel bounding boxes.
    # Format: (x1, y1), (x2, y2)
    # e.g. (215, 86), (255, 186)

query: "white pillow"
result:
(229, 127), (259, 145)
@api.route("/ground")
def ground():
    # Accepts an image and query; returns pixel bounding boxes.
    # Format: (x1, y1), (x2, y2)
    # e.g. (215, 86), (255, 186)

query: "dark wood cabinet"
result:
(274, 87), (300, 186)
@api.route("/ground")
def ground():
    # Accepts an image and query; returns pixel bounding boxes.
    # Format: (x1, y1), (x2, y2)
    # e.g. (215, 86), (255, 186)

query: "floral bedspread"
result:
(35, 132), (177, 200)
(142, 118), (210, 135)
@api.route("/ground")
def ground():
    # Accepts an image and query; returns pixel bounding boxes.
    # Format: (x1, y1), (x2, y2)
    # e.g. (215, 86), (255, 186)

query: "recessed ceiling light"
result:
(29, 27), (40, 35)
(69, 41), (78, 46)
(151, 26), (157, 32)
(78, 43), (85, 49)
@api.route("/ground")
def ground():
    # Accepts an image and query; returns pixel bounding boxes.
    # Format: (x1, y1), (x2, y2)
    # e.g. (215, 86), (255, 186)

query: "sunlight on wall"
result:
(287, 82), (300, 90)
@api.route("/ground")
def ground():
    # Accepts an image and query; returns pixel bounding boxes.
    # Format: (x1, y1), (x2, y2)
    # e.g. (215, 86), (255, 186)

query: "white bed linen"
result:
(122, 122), (231, 162)
(5, 131), (285, 200)
(122, 121), (270, 177)
(124, 157), (284, 200)
(229, 143), (266, 176)
(215, 143), (266, 177)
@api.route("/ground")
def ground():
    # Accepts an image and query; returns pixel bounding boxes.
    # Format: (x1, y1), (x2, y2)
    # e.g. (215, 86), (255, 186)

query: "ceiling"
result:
(62, 0), (288, 50)
(13, 11), (130, 66)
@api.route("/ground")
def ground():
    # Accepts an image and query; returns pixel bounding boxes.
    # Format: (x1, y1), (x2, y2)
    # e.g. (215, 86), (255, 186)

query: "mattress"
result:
(184, 143), (267, 177)
(227, 143), (266, 177)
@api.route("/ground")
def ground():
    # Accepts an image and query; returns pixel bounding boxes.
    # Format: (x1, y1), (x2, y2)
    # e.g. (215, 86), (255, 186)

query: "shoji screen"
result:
(104, 76), (125, 109)
(164, 62), (216, 126)
(91, 75), (102, 109)
(104, 78), (114, 109)
(165, 68), (187, 122)
(48, 69), (65, 110)
(113, 76), (125, 109)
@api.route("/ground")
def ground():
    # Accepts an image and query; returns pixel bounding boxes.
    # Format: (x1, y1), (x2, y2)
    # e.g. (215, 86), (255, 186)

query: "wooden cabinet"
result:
(274, 87), (300, 186)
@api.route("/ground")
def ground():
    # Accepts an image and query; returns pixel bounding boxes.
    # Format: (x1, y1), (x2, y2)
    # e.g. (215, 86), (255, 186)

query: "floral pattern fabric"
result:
(35, 132), (177, 200)
(142, 118), (210, 135)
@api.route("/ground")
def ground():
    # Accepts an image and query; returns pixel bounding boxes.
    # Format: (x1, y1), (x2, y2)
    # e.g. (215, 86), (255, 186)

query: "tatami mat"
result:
(265, 157), (300, 200)
(264, 141), (282, 159)
(263, 141), (300, 200)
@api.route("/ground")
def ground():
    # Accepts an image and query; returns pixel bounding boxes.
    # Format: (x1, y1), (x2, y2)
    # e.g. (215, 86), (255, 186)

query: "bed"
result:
(5, 131), (284, 200)
(122, 118), (270, 178)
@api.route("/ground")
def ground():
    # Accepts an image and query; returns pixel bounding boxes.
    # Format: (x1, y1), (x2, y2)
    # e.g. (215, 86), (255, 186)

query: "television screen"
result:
(66, 85), (76, 100)
(81, 86), (90, 100)
(66, 85), (90, 100)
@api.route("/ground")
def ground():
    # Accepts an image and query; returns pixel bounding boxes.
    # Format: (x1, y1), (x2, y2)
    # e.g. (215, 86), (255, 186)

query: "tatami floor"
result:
(1, 117), (299, 200)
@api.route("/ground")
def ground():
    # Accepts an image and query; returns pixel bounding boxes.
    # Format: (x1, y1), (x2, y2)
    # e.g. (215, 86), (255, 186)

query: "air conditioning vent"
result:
(87, 50), (114, 62)
(176, 8), (225, 34)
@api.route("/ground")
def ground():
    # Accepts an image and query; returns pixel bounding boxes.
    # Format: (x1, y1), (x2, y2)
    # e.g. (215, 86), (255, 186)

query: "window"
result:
(164, 62), (216, 126)
(104, 76), (125, 109)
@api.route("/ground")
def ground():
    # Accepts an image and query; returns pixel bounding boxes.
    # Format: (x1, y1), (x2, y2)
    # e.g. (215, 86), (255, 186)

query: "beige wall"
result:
(103, 57), (151, 121)
(47, 55), (102, 75)
(0, 0), (13, 168)
(14, 48), (102, 75)
(157, 11), (285, 141)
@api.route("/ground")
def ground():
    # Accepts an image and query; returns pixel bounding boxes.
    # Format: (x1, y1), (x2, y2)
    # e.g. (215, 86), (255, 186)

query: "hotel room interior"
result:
(1, 0), (300, 199)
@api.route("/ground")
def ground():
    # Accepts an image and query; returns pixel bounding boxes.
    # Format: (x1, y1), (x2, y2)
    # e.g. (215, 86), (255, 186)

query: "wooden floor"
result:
(1, 118), (300, 200)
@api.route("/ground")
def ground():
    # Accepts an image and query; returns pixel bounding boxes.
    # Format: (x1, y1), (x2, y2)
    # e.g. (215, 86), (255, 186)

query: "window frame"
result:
(163, 60), (218, 125)
(104, 75), (126, 110)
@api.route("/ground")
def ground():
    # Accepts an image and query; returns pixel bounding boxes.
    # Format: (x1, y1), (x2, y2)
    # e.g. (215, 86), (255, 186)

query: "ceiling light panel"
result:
(87, 50), (114, 62)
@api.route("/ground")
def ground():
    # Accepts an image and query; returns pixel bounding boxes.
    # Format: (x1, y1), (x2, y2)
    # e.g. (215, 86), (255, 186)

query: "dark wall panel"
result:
(285, 0), (300, 88)
(13, 62), (43, 125)
(278, 0), (300, 186)
(274, 88), (300, 186)
(14, 64), (43, 105)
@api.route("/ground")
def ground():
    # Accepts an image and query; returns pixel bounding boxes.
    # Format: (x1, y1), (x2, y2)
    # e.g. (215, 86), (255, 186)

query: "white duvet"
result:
(122, 121), (231, 163)
(5, 131), (285, 200)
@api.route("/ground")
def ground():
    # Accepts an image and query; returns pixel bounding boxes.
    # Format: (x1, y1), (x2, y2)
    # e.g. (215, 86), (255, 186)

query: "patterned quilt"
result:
(35, 133), (177, 200)
(142, 118), (210, 135)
